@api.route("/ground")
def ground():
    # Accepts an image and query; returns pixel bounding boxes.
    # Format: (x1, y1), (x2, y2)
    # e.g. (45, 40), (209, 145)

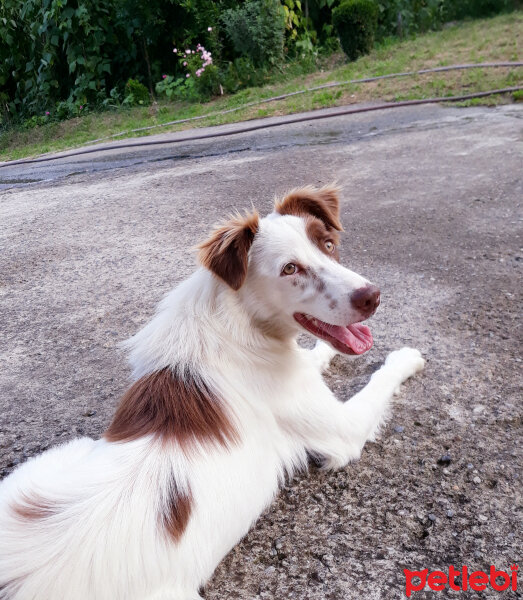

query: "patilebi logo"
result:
(404, 564), (518, 597)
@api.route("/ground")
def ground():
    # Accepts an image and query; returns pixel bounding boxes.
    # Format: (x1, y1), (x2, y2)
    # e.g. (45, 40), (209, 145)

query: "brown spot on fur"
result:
(305, 217), (340, 261)
(312, 272), (326, 293)
(105, 369), (239, 448)
(162, 475), (193, 541)
(11, 494), (58, 521)
(198, 210), (259, 291)
(304, 267), (327, 293)
(274, 184), (343, 231)
(329, 299), (338, 309)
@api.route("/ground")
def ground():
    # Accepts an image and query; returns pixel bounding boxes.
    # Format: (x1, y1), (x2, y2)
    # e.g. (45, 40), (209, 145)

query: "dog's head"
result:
(198, 185), (379, 355)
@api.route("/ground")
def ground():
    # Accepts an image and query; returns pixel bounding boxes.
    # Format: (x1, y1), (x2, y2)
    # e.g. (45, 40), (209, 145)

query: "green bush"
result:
(155, 76), (191, 101)
(221, 58), (268, 93)
(0, 0), (118, 121)
(375, 0), (518, 39)
(156, 41), (222, 102)
(194, 64), (222, 99)
(444, 0), (516, 19)
(333, 0), (379, 60)
(376, 0), (444, 38)
(0, 0), (218, 123)
(221, 0), (286, 67)
(0, 0), (517, 125)
(124, 79), (151, 106)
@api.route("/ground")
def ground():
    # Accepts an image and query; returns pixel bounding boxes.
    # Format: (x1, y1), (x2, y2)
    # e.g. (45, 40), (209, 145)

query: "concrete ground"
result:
(0, 104), (521, 599)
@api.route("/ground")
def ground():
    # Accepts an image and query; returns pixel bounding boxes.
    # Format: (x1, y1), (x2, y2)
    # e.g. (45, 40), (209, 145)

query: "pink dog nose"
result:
(351, 285), (380, 316)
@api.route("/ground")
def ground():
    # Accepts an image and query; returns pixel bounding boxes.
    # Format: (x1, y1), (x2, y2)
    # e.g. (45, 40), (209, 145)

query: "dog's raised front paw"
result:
(385, 347), (425, 383)
(310, 340), (338, 372)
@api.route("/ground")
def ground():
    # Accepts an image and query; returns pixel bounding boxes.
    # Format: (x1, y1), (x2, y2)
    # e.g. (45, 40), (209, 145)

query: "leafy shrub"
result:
(0, 1), (119, 121)
(0, 0), (517, 126)
(333, 0), (379, 60)
(376, 0), (444, 37)
(221, 58), (268, 93)
(221, 0), (286, 67)
(156, 41), (221, 101)
(21, 115), (48, 130)
(375, 0), (517, 38)
(194, 64), (222, 99)
(54, 99), (87, 120)
(124, 79), (151, 106)
(443, 0), (516, 19)
(155, 76), (191, 101)
(0, 0), (216, 123)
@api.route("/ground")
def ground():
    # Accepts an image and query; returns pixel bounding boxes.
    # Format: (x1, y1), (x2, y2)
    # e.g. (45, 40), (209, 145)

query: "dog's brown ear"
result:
(198, 210), (259, 291)
(274, 184), (343, 231)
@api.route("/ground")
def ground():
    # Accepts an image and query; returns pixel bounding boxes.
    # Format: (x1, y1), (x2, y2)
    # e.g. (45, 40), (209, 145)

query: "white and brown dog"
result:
(0, 185), (424, 599)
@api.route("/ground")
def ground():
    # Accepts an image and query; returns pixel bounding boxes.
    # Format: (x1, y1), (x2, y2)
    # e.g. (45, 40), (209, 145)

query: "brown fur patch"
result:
(306, 267), (327, 293)
(162, 475), (193, 541)
(198, 210), (259, 291)
(105, 368), (239, 448)
(305, 217), (340, 261)
(274, 184), (343, 232)
(11, 494), (58, 521)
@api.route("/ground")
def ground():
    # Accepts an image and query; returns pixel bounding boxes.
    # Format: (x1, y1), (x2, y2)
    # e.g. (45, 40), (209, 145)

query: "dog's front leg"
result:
(291, 347), (424, 470)
(307, 340), (338, 372)
(342, 347), (425, 448)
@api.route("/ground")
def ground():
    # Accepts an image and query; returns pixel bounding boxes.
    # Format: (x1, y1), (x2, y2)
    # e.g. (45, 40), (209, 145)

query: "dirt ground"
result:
(0, 104), (521, 599)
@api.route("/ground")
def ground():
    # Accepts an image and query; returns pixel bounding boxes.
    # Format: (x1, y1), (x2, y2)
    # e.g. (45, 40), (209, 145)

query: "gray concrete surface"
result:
(0, 104), (522, 599)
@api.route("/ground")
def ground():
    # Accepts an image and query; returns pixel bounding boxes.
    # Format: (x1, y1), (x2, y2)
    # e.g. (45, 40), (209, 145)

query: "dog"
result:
(0, 185), (425, 600)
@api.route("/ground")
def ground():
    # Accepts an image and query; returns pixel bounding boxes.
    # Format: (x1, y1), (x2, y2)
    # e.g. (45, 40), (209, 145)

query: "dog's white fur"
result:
(0, 187), (424, 600)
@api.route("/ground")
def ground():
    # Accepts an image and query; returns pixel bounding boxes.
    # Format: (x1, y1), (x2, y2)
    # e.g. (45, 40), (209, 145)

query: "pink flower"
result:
(162, 74), (167, 79)
(79, 105), (83, 110)
(45, 111), (50, 116)
(183, 61), (187, 66)
(186, 73), (190, 78)
(173, 48), (177, 53)
(208, 27), (212, 31)
(185, 49), (190, 54)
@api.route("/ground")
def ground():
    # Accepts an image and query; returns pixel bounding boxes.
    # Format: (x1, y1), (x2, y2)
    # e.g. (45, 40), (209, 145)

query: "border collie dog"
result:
(0, 186), (424, 600)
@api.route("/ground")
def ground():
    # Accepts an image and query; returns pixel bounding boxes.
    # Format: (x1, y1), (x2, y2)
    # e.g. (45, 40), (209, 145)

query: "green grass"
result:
(1, 11), (521, 162)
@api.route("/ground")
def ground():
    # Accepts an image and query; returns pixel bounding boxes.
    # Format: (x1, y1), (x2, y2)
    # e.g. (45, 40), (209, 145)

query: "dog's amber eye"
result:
(325, 241), (335, 253)
(282, 263), (297, 275)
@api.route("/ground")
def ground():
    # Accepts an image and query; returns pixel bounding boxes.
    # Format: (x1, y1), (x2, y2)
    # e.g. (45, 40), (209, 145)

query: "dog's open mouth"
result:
(294, 313), (373, 355)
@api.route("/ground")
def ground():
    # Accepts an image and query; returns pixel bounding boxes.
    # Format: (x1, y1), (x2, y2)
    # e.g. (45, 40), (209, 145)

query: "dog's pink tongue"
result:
(330, 323), (373, 354)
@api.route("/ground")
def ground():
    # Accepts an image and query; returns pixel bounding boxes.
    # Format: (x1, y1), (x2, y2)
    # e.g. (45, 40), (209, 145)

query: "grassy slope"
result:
(1, 12), (521, 161)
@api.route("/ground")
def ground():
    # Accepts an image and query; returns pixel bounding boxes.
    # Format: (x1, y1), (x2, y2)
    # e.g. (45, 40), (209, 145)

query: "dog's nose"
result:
(351, 285), (380, 316)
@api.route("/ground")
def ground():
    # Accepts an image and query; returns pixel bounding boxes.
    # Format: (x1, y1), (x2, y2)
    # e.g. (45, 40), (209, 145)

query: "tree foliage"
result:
(0, 0), (517, 123)
(221, 0), (286, 67)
